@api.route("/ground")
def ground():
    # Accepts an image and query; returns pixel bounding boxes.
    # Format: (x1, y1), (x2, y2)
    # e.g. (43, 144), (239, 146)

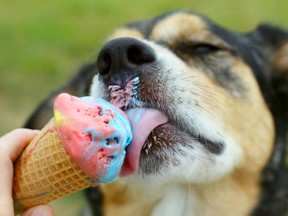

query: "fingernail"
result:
(22, 205), (54, 216)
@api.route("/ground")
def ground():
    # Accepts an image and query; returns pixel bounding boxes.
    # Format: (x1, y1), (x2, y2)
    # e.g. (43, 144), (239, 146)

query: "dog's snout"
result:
(96, 37), (156, 79)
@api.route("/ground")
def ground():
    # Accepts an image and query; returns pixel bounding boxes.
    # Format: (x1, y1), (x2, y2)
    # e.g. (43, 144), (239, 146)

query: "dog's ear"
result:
(24, 62), (97, 129)
(271, 38), (288, 106)
(251, 24), (288, 88)
(249, 24), (288, 115)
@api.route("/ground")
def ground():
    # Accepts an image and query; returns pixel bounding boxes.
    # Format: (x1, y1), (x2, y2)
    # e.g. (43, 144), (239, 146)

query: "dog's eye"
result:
(178, 42), (222, 55)
(192, 43), (221, 54)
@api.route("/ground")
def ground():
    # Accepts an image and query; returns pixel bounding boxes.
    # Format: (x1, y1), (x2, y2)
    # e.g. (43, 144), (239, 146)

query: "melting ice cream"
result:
(53, 93), (132, 183)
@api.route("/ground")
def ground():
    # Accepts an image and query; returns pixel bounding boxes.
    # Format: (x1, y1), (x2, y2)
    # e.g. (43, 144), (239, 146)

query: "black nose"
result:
(96, 37), (156, 86)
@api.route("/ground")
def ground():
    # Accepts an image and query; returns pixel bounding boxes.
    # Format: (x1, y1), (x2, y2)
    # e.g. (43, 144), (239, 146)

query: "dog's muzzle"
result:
(96, 37), (156, 109)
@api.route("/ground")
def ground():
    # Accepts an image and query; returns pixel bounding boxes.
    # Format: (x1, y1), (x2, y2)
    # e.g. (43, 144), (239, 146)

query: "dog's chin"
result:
(129, 117), (235, 185)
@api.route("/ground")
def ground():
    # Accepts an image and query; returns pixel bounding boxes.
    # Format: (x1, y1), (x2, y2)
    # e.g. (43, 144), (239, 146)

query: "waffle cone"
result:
(13, 118), (93, 213)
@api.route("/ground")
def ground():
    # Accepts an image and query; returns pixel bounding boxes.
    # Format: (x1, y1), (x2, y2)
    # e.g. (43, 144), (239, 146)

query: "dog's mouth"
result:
(107, 77), (173, 177)
(107, 76), (224, 178)
(120, 108), (169, 177)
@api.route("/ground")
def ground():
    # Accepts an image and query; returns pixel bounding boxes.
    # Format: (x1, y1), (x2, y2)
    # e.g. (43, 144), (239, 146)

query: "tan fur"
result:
(151, 13), (228, 49)
(108, 28), (144, 41)
(150, 13), (205, 42)
(184, 60), (273, 215)
(101, 182), (163, 216)
(101, 172), (261, 216)
(203, 59), (275, 172)
(192, 171), (261, 216)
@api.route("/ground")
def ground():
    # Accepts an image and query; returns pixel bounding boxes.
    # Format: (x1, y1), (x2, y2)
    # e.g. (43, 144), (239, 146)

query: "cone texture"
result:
(13, 119), (93, 212)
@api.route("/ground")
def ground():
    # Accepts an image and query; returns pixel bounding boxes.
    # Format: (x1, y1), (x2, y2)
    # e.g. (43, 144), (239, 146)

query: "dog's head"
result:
(25, 10), (288, 215)
(90, 11), (288, 187)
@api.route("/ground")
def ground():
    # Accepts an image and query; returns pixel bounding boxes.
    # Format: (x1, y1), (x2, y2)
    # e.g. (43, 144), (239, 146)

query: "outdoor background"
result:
(1, 0), (287, 215)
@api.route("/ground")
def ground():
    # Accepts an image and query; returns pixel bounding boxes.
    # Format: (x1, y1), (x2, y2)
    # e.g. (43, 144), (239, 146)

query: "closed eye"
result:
(193, 43), (221, 54)
(178, 42), (223, 55)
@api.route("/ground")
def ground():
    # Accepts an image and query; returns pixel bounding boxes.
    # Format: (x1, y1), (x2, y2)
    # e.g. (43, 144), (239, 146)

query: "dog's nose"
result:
(96, 37), (156, 86)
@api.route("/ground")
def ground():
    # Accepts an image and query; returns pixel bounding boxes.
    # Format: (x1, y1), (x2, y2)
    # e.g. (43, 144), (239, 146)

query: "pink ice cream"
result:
(53, 93), (132, 183)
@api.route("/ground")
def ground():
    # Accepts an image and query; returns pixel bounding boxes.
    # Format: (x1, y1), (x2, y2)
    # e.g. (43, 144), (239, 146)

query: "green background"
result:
(1, 0), (287, 215)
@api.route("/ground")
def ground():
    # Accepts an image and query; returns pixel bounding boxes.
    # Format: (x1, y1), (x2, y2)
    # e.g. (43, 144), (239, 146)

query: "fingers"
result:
(21, 205), (55, 216)
(0, 128), (39, 161)
(0, 128), (39, 216)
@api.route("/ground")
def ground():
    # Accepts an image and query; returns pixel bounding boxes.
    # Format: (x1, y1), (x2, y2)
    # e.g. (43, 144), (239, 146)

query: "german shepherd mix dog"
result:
(25, 11), (288, 216)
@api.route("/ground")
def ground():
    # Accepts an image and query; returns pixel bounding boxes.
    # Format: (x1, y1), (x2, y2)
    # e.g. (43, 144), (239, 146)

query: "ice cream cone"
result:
(13, 118), (93, 213)
(12, 94), (132, 214)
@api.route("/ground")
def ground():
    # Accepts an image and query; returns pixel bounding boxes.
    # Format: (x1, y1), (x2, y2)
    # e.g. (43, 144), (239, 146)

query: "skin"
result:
(0, 128), (54, 216)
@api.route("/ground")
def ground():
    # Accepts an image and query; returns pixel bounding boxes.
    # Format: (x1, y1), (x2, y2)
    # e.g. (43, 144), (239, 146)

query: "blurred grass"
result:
(1, 0), (288, 134)
(0, 0), (287, 215)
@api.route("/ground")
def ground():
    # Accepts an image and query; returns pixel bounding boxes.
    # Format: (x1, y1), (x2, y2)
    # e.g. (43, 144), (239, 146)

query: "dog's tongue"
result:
(120, 108), (168, 177)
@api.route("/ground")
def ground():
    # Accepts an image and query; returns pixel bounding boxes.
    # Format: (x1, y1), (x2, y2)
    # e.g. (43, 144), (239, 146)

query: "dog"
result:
(25, 10), (288, 216)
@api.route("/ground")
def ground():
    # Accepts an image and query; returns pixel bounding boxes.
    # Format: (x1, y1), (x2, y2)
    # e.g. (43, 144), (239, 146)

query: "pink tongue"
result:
(120, 108), (168, 177)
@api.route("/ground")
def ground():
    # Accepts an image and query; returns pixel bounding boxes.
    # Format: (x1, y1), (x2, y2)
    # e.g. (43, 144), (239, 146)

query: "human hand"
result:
(0, 129), (54, 216)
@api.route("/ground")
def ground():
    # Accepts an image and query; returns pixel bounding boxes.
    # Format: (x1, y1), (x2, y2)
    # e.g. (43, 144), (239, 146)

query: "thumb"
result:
(21, 205), (54, 216)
